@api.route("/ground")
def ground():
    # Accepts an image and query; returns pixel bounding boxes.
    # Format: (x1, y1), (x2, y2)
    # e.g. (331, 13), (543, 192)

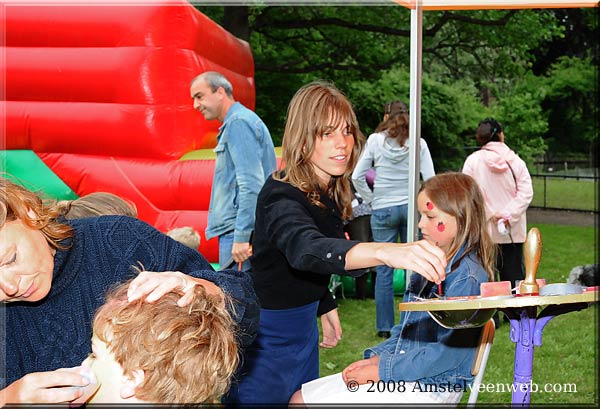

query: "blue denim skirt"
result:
(225, 301), (319, 405)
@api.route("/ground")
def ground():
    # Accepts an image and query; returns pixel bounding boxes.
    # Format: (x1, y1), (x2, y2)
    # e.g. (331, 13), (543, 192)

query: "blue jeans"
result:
(370, 205), (408, 332)
(218, 232), (251, 271)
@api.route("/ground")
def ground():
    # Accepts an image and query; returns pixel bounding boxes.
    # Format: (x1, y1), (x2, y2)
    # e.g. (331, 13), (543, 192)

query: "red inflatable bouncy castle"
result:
(1, 0), (256, 263)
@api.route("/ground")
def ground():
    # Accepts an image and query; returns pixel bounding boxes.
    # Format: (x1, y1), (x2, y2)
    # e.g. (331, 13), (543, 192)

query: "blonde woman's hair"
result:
(167, 226), (201, 250)
(275, 80), (365, 219)
(93, 280), (239, 404)
(419, 172), (496, 281)
(1, 176), (73, 249)
(57, 192), (138, 219)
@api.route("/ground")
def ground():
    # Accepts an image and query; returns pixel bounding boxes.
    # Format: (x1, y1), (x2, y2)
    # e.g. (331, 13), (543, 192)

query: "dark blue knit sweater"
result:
(1, 216), (259, 388)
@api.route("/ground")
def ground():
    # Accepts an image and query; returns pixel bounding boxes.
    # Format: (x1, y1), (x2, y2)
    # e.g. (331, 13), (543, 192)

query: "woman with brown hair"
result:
(352, 100), (436, 338)
(225, 83), (447, 405)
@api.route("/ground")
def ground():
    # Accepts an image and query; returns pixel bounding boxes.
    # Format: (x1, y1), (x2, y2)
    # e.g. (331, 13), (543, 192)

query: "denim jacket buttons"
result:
(205, 103), (276, 242)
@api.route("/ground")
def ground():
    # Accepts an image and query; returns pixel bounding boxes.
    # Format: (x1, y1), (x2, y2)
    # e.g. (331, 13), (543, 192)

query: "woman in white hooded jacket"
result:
(352, 101), (435, 338)
(462, 118), (533, 290)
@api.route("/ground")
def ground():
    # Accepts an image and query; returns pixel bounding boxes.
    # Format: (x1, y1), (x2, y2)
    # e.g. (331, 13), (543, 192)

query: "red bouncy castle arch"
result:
(1, 0), (256, 263)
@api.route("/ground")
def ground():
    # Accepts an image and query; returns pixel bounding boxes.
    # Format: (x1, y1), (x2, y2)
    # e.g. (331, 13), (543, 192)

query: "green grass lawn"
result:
(320, 223), (598, 405)
(531, 177), (597, 212)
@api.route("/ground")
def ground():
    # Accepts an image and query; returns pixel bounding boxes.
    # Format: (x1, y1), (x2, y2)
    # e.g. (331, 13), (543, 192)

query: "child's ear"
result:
(120, 369), (145, 399)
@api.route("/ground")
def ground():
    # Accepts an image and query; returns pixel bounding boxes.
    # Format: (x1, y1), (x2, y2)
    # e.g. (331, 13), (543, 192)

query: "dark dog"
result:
(567, 264), (599, 287)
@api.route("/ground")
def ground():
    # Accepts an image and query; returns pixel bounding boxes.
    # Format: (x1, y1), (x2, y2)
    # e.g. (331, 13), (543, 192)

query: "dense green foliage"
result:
(194, 5), (598, 171)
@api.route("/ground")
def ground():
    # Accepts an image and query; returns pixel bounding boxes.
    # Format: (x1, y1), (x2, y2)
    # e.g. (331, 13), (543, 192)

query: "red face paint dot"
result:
(437, 222), (445, 232)
(426, 202), (434, 210)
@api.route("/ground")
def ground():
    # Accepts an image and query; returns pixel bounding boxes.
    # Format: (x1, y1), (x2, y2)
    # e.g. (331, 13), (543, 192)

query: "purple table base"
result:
(501, 302), (589, 407)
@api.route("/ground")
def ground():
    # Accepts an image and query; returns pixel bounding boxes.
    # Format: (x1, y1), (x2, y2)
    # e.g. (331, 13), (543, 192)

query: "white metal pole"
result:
(406, 0), (423, 287)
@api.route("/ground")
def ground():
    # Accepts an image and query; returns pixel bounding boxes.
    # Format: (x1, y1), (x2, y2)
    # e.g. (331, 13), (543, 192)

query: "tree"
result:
(348, 67), (486, 171)
(193, 4), (595, 167)
(541, 56), (598, 165)
(531, 8), (599, 74)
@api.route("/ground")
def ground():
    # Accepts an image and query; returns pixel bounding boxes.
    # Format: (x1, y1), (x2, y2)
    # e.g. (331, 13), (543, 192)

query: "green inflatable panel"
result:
(1, 150), (78, 200)
(335, 269), (405, 297)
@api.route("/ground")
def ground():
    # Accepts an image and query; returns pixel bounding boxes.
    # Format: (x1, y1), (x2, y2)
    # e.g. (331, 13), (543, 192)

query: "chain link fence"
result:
(530, 173), (598, 213)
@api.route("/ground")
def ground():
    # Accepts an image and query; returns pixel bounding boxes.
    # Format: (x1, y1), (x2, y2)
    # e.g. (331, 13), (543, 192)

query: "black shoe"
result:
(377, 331), (391, 339)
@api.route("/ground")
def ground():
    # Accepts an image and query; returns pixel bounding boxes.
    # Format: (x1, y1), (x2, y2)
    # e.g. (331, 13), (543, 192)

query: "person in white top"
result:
(352, 101), (435, 337)
(462, 118), (533, 291)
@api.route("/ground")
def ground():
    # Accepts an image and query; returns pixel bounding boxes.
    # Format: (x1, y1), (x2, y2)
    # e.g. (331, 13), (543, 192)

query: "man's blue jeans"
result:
(370, 205), (408, 332)
(218, 232), (251, 271)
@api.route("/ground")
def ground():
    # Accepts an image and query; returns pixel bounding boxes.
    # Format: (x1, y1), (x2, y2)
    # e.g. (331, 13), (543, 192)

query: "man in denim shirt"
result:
(191, 71), (276, 270)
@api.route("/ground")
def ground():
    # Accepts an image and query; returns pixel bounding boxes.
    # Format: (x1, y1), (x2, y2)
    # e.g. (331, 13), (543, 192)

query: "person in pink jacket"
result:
(462, 118), (533, 291)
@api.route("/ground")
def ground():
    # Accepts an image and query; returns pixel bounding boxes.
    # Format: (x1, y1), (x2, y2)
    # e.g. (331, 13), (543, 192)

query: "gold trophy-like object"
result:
(519, 227), (542, 296)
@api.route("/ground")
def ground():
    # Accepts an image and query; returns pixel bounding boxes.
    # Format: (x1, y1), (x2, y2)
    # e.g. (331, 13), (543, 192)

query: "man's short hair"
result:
(93, 280), (239, 403)
(191, 71), (233, 97)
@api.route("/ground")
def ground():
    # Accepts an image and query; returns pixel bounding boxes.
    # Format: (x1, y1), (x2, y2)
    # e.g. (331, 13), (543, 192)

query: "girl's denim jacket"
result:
(364, 246), (489, 386)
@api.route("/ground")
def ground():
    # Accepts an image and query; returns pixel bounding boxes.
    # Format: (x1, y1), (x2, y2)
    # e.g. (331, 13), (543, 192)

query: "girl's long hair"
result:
(419, 172), (496, 280)
(275, 81), (364, 219)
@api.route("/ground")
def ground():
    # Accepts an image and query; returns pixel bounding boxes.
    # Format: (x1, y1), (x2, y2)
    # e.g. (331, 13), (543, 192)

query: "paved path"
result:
(527, 208), (597, 227)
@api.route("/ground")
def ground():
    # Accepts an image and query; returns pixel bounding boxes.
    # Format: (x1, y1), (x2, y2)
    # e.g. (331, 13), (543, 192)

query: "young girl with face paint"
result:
(291, 172), (496, 405)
